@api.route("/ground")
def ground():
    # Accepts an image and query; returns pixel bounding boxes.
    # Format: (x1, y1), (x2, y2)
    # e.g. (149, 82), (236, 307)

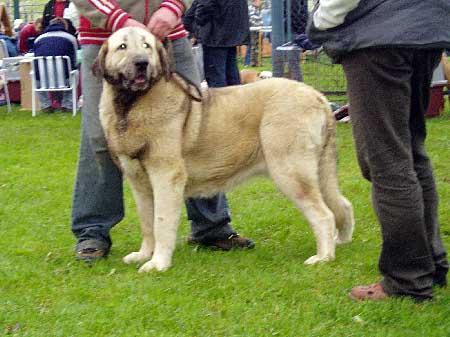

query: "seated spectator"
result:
(0, 4), (18, 57)
(18, 18), (43, 54)
(34, 17), (79, 113)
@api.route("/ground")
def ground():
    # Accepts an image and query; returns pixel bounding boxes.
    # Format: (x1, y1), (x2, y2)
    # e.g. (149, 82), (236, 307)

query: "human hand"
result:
(122, 18), (147, 30)
(147, 7), (179, 40)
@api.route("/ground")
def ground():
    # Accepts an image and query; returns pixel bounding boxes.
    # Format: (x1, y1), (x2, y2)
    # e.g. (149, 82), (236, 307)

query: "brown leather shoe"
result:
(349, 282), (390, 301)
(188, 234), (255, 251)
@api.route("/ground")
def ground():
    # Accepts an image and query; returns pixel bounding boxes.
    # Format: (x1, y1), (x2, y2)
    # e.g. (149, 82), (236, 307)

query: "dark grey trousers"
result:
(342, 48), (448, 300)
(71, 38), (235, 247)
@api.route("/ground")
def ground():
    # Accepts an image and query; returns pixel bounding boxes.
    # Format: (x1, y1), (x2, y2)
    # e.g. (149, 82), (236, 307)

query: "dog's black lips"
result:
(112, 72), (164, 133)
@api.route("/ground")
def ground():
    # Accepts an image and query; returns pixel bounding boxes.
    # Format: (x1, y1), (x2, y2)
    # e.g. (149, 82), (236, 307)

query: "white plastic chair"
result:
(29, 55), (79, 117)
(0, 39), (9, 59)
(0, 39), (11, 112)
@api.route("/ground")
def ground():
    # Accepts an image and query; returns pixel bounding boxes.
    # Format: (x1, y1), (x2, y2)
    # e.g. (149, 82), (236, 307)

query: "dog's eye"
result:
(119, 43), (127, 50)
(143, 42), (150, 49)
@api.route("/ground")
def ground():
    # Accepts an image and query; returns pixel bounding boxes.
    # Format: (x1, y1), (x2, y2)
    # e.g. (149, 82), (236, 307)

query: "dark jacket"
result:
(34, 22), (79, 80)
(307, 0), (450, 63)
(183, 0), (199, 39)
(187, 0), (249, 47)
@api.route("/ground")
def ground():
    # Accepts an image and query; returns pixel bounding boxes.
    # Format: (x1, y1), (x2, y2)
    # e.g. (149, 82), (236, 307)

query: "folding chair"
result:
(29, 55), (79, 117)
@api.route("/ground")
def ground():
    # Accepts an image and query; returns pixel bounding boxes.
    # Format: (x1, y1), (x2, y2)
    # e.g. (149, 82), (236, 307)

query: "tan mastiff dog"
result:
(93, 27), (354, 273)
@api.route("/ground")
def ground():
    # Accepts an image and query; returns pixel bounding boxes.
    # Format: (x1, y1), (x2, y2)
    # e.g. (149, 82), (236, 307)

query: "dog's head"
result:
(92, 27), (171, 92)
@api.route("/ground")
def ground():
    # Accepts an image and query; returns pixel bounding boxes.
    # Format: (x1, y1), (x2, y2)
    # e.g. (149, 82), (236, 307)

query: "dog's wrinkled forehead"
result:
(108, 27), (157, 53)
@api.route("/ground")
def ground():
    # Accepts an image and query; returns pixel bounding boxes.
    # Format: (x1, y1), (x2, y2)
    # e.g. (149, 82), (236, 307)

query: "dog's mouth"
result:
(132, 74), (148, 86)
(120, 73), (149, 91)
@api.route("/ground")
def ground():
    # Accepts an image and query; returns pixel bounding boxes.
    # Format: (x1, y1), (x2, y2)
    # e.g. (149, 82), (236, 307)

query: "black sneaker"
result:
(187, 234), (255, 251)
(75, 239), (111, 262)
(41, 106), (55, 113)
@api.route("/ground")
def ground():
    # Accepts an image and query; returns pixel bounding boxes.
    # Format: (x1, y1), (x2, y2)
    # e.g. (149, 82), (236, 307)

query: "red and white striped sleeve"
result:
(72, 0), (131, 32)
(87, 0), (131, 31)
(159, 0), (185, 19)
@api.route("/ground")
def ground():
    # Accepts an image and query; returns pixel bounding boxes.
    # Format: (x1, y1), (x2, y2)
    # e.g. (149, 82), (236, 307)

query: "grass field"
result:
(0, 96), (449, 336)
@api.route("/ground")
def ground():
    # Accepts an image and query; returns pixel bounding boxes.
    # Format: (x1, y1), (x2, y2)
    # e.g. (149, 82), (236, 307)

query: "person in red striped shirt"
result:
(71, 0), (255, 262)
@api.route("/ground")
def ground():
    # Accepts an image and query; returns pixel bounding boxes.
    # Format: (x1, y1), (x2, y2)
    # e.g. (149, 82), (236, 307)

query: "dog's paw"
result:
(123, 251), (152, 264)
(138, 258), (171, 273)
(335, 235), (352, 245)
(304, 254), (334, 265)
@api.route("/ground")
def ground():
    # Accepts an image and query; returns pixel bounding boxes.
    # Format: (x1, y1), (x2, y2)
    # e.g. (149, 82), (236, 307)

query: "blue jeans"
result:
(37, 85), (73, 109)
(202, 46), (241, 87)
(71, 38), (236, 246)
(244, 43), (251, 66)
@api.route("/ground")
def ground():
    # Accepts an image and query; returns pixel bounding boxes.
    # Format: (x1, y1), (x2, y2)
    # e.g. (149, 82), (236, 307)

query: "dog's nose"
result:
(135, 60), (149, 72)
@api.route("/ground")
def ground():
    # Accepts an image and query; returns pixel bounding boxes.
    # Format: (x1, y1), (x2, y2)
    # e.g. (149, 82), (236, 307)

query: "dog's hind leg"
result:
(138, 162), (187, 273)
(266, 155), (337, 265)
(318, 131), (354, 245)
(120, 157), (155, 265)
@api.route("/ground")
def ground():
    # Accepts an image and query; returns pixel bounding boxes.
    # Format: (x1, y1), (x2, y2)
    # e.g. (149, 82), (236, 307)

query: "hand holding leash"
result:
(147, 8), (178, 40)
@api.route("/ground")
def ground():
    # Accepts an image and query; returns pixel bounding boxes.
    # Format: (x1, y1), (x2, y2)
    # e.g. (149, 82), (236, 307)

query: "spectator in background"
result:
(246, 0), (263, 67)
(13, 18), (25, 36)
(63, 2), (80, 32)
(0, 4), (18, 57)
(18, 18), (43, 54)
(34, 17), (78, 113)
(190, 0), (250, 87)
(308, 0), (449, 302)
(273, 0), (308, 81)
(0, 4), (13, 37)
(42, 0), (76, 35)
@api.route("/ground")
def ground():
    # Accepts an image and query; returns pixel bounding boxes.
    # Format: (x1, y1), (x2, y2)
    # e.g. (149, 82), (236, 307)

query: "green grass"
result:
(0, 101), (449, 336)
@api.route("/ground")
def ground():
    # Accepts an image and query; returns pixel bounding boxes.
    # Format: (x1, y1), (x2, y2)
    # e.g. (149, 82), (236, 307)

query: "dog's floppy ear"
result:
(92, 41), (109, 78)
(172, 73), (202, 102)
(156, 39), (173, 81)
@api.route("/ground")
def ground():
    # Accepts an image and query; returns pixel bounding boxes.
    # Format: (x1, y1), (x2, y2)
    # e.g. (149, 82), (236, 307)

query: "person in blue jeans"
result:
(187, 0), (250, 87)
(71, 0), (254, 261)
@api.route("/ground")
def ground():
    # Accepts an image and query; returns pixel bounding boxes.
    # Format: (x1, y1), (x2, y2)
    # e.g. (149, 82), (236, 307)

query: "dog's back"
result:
(182, 78), (333, 197)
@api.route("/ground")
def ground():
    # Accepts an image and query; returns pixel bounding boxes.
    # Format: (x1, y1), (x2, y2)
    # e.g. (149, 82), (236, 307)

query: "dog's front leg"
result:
(119, 156), (155, 264)
(138, 162), (186, 273)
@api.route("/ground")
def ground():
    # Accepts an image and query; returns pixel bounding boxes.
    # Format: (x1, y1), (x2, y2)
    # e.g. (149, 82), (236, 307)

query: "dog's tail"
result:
(318, 102), (354, 243)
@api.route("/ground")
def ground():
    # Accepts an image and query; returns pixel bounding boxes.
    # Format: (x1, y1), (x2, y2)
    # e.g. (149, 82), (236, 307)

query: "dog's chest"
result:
(100, 104), (150, 160)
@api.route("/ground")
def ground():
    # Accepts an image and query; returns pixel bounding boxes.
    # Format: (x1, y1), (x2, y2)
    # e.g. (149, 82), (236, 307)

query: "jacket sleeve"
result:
(71, 0), (131, 32)
(18, 25), (30, 53)
(42, 2), (52, 29)
(183, 0), (198, 34)
(195, 0), (216, 26)
(313, 0), (360, 30)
